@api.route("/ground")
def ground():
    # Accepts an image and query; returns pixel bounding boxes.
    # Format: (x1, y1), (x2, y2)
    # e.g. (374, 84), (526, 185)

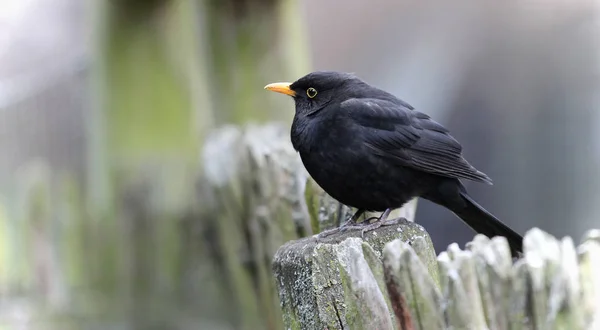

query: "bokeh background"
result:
(0, 0), (598, 328)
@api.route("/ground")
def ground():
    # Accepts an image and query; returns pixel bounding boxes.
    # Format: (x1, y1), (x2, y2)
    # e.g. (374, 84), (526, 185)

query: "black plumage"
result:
(265, 71), (523, 256)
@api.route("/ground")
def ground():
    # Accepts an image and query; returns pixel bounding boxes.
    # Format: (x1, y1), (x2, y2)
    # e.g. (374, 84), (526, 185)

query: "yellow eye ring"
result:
(307, 87), (318, 98)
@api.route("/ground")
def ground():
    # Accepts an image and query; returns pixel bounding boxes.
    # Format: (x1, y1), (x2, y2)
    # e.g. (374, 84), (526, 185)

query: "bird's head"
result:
(264, 71), (368, 116)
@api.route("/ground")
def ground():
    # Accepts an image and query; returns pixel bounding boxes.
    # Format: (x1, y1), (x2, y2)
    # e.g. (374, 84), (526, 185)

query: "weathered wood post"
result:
(273, 226), (600, 329)
(272, 220), (438, 329)
(383, 228), (600, 329)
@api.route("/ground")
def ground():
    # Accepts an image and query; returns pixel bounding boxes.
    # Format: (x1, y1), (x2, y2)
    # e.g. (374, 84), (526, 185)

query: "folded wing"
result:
(342, 98), (492, 184)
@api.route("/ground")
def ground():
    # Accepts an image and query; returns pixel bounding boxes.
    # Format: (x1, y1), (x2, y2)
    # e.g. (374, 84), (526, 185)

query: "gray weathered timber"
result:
(200, 123), (312, 329)
(272, 219), (437, 330)
(383, 239), (444, 330)
(274, 226), (600, 329)
(579, 230), (600, 329)
(381, 228), (600, 330)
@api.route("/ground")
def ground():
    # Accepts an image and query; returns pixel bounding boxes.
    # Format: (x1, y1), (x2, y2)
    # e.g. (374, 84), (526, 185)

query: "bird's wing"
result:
(342, 98), (492, 184)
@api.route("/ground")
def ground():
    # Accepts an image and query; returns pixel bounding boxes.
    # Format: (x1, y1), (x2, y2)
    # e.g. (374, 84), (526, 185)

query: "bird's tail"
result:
(424, 180), (523, 257)
(451, 191), (523, 257)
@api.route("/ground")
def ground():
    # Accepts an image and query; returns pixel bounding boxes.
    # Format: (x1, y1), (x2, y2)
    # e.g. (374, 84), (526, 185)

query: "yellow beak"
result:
(264, 82), (296, 96)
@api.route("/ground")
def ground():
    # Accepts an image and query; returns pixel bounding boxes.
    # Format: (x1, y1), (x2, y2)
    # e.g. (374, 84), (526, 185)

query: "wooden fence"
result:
(273, 224), (600, 329)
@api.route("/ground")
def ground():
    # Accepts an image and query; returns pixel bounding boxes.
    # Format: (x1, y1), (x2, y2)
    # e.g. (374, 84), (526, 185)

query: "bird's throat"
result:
(290, 115), (317, 153)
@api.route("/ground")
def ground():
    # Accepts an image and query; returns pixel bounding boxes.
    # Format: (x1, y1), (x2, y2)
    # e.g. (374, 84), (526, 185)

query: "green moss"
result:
(106, 20), (196, 160)
(287, 312), (302, 330)
(0, 200), (9, 285)
(57, 176), (86, 288)
(362, 242), (396, 324)
(304, 178), (321, 233)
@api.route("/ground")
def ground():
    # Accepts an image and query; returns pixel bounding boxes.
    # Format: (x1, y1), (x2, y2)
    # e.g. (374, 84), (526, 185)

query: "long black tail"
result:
(454, 192), (523, 257)
(425, 181), (523, 257)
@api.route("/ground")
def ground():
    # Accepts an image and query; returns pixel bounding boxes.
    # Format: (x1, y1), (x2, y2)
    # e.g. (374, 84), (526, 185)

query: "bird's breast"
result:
(290, 114), (345, 152)
(292, 114), (363, 186)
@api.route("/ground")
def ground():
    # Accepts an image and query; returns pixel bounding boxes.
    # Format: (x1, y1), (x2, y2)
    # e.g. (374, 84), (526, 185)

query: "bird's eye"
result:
(306, 87), (318, 98)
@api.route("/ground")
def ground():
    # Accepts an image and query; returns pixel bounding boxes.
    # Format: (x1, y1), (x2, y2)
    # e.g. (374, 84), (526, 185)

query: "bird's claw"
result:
(359, 217), (406, 238)
(317, 227), (341, 239)
(338, 216), (379, 234)
(316, 214), (404, 240)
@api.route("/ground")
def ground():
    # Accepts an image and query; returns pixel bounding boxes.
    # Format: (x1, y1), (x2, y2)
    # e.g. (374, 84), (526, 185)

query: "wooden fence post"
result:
(272, 220), (438, 329)
(273, 226), (600, 329)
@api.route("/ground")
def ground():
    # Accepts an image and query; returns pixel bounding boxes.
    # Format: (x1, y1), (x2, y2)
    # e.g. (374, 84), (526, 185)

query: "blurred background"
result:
(0, 0), (598, 328)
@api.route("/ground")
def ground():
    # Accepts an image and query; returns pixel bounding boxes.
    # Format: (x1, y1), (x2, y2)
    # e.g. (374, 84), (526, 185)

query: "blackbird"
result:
(264, 71), (523, 256)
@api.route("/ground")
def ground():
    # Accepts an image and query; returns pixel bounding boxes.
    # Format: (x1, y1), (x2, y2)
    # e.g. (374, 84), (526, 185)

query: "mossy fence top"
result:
(273, 223), (600, 330)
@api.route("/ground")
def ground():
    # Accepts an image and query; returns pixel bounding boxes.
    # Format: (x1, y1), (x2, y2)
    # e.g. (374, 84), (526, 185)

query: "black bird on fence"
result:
(264, 71), (523, 256)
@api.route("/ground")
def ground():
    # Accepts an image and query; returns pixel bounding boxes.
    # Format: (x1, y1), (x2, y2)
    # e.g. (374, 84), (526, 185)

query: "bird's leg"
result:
(317, 209), (366, 238)
(340, 209), (366, 227)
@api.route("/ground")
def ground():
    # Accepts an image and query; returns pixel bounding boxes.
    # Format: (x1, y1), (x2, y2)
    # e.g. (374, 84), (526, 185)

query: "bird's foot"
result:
(316, 209), (366, 239)
(357, 217), (406, 238)
(317, 226), (341, 239)
(324, 208), (399, 239)
(338, 216), (378, 233)
(317, 217), (375, 238)
(326, 216), (404, 238)
(319, 217), (377, 238)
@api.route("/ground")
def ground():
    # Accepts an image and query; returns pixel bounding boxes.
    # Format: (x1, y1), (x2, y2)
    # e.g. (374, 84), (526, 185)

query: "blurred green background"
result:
(0, 0), (598, 328)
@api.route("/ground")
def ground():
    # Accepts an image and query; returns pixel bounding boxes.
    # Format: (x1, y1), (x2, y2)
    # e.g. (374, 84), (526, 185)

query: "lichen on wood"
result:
(382, 228), (600, 330)
(272, 219), (437, 330)
(273, 225), (600, 329)
(383, 239), (444, 330)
